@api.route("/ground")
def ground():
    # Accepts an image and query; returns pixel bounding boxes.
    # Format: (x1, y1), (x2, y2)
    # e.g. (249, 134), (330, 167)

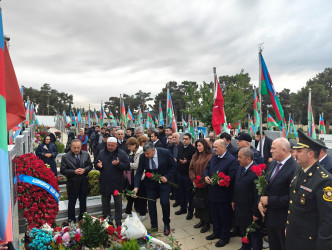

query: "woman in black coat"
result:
(35, 135), (58, 176)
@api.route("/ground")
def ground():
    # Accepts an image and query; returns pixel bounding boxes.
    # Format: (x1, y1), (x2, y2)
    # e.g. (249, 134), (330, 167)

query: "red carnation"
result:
(241, 237), (249, 244)
(113, 190), (119, 196)
(219, 179), (226, 186)
(218, 172), (226, 178)
(224, 176), (230, 182)
(74, 233), (81, 242)
(55, 235), (62, 244)
(196, 175), (201, 181)
(225, 182), (230, 187)
(106, 225), (115, 235)
(259, 164), (267, 171)
(54, 227), (61, 232)
(145, 172), (153, 178)
(63, 227), (69, 233)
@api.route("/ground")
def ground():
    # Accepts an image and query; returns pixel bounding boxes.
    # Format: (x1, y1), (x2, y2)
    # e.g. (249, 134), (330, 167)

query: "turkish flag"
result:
(212, 76), (225, 135)
(5, 43), (25, 131)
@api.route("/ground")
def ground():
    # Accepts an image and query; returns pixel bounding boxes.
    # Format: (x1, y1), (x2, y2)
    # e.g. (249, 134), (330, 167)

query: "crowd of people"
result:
(55, 122), (332, 249)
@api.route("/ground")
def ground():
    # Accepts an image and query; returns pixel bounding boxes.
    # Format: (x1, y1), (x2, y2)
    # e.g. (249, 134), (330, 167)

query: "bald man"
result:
(258, 138), (298, 250)
(203, 140), (239, 247)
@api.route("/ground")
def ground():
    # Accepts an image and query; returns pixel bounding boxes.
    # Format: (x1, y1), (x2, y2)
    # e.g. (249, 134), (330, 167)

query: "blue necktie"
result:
(241, 167), (246, 176)
(151, 159), (157, 170)
(75, 155), (80, 168)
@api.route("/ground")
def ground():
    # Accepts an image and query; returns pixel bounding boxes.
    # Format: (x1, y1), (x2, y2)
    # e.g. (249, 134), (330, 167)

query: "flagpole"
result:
(258, 43), (263, 154)
(267, 110), (269, 130)
(120, 94), (122, 129)
(166, 83), (170, 127)
(308, 88), (312, 136)
(213, 67), (217, 140)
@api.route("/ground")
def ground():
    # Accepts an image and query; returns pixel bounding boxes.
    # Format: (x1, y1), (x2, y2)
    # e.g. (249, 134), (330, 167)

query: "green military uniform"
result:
(286, 130), (332, 250)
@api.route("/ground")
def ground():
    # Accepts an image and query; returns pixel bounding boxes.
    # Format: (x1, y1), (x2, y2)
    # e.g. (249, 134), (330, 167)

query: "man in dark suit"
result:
(220, 132), (237, 157)
(95, 137), (130, 227)
(116, 129), (129, 154)
(133, 142), (176, 236)
(258, 138), (297, 250)
(318, 139), (332, 173)
(286, 131), (332, 250)
(60, 139), (93, 222)
(233, 147), (262, 250)
(174, 133), (196, 219)
(150, 131), (164, 148)
(236, 133), (264, 164)
(255, 130), (273, 165)
(203, 140), (239, 247)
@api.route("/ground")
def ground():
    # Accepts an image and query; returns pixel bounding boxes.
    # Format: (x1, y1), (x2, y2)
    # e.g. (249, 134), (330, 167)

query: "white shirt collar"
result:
(279, 154), (291, 165)
(319, 154), (327, 162)
(217, 151), (227, 159)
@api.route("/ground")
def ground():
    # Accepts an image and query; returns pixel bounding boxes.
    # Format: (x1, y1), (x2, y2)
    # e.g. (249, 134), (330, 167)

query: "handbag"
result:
(192, 190), (207, 209)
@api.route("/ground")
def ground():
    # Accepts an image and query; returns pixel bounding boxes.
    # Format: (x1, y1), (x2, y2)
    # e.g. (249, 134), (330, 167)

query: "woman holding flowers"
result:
(123, 137), (147, 221)
(77, 128), (88, 151)
(36, 135), (58, 176)
(188, 138), (213, 233)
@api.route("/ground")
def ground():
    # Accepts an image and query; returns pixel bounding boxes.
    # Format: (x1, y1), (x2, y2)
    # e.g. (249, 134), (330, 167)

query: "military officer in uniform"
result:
(286, 130), (332, 250)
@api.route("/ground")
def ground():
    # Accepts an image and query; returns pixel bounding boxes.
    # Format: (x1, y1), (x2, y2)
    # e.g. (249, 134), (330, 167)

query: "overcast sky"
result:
(2, 0), (332, 110)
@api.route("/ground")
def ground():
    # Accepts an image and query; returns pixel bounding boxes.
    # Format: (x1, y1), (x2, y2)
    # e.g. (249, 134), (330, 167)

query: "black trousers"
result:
(145, 182), (171, 228)
(210, 200), (232, 241)
(67, 181), (86, 222)
(101, 194), (122, 225)
(267, 225), (286, 250)
(194, 188), (210, 224)
(239, 222), (263, 250)
(177, 173), (193, 212)
(125, 180), (147, 216)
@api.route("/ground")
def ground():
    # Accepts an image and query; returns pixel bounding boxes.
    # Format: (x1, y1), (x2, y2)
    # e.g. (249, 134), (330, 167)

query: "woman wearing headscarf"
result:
(189, 138), (213, 233)
(36, 135), (58, 176)
(77, 128), (88, 151)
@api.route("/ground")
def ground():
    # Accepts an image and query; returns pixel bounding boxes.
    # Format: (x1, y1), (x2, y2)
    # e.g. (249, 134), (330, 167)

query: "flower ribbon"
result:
(19, 174), (60, 203)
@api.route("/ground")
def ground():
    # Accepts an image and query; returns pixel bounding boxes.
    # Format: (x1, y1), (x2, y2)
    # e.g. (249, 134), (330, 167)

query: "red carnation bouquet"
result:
(145, 172), (178, 188)
(250, 164), (268, 196)
(14, 153), (59, 229)
(211, 171), (231, 187)
(193, 175), (205, 188)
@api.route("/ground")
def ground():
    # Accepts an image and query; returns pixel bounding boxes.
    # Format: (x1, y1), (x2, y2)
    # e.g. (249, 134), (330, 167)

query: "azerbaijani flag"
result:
(167, 92), (173, 123)
(70, 111), (76, 125)
(100, 103), (104, 126)
(121, 101), (127, 129)
(307, 96), (316, 139)
(109, 110), (115, 119)
(171, 109), (177, 132)
(154, 117), (158, 126)
(25, 100), (29, 126)
(88, 110), (91, 126)
(0, 10), (13, 241)
(248, 115), (255, 133)
(182, 115), (187, 127)
(147, 108), (153, 128)
(127, 107), (134, 121)
(159, 102), (164, 126)
(77, 109), (81, 122)
(138, 106), (143, 126)
(260, 53), (283, 122)
(253, 89), (260, 132)
(282, 119), (287, 138)
(237, 120), (242, 133)
(94, 110), (98, 124)
(320, 114), (326, 134)
(267, 114), (279, 130)
(289, 115), (298, 139)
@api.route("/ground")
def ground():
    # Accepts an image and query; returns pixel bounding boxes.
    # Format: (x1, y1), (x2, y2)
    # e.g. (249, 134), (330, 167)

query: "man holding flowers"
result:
(258, 138), (297, 250)
(233, 147), (262, 250)
(203, 140), (238, 247)
(133, 142), (176, 236)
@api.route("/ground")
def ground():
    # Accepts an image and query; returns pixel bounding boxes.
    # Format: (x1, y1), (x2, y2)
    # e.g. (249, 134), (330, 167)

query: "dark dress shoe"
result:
(172, 202), (180, 207)
(175, 209), (187, 215)
(186, 212), (193, 220)
(194, 220), (204, 228)
(206, 233), (219, 240)
(150, 227), (158, 233)
(215, 239), (229, 247)
(200, 223), (210, 233)
(164, 224), (170, 236)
